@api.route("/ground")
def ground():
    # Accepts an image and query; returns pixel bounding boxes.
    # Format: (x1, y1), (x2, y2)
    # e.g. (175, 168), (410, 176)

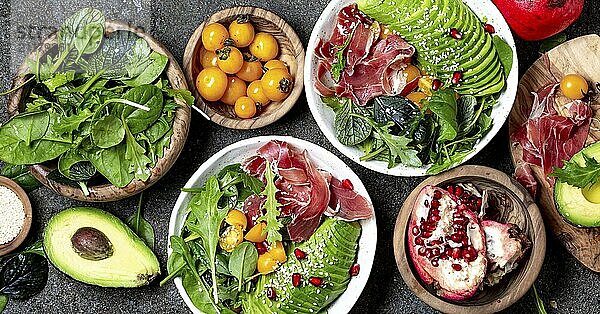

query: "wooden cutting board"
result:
(508, 34), (600, 272)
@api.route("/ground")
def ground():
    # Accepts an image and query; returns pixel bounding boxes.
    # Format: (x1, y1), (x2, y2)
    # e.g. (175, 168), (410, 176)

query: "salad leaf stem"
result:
(0, 76), (35, 96)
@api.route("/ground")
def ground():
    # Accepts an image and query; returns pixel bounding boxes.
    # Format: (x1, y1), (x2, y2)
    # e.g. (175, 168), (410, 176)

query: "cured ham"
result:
(511, 83), (592, 196)
(243, 141), (374, 242)
(314, 4), (415, 106)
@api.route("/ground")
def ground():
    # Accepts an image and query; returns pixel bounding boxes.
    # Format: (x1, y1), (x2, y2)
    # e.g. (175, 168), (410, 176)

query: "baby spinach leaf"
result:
(1, 112), (50, 146)
(121, 84), (164, 134)
(0, 164), (41, 192)
(0, 122), (71, 165)
(493, 35), (513, 77)
(52, 109), (93, 134)
(144, 117), (170, 143)
(424, 89), (458, 143)
(228, 243), (258, 291)
(57, 8), (105, 55)
(181, 271), (220, 314)
(123, 52), (168, 87)
(91, 115), (125, 148)
(372, 95), (422, 137)
(539, 33), (567, 53)
(333, 97), (371, 146)
(74, 22), (104, 58)
(123, 122), (152, 182)
(126, 193), (155, 249)
(86, 143), (133, 188)
(456, 95), (477, 137)
(0, 253), (48, 300)
(152, 128), (173, 160)
(58, 150), (96, 181)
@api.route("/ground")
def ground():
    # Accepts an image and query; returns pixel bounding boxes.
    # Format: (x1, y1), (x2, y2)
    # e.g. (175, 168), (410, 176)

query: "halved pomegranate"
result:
(481, 220), (531, 286)
(408, 186), (487, 300)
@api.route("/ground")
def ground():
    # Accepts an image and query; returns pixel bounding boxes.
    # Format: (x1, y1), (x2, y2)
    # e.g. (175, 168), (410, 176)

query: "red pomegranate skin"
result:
(492, 0), (584, 41)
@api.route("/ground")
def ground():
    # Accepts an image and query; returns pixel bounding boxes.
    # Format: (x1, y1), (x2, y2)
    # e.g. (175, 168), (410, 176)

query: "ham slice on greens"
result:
(243, 140), (374, 242)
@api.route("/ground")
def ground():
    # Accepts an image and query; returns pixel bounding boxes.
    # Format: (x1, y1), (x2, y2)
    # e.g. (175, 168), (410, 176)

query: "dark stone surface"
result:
(0, 0), (599, 313)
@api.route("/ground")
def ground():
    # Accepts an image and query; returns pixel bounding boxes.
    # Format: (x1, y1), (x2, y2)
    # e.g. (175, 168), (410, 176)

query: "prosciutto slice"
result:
(243, 140), (374, 242)
(511, 83), (593, 196)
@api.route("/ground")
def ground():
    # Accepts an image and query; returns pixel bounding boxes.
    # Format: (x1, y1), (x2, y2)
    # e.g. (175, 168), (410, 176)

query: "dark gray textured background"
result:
(1, 0), (599, 313)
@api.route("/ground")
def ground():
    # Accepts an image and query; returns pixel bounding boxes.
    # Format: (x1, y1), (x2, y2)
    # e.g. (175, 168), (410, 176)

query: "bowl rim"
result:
(304, 0), (520, 177)
(168, 135), (377, 314)
(0, 176), (33, 256)
(182, 6), (306, 129)
(6, 20), (192, 202)
(393, 165), (546, 313)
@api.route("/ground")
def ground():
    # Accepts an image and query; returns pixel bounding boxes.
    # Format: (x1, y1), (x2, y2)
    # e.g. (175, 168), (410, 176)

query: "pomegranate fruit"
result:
(408, 186), (487, 300)
(492, 0), (584, 41)
(481, 220), (532, 285)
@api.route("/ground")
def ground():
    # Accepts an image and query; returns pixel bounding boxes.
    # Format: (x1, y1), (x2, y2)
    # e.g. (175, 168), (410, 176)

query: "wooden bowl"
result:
(183, 6), (305, 129)
(0, 176), (32, 256)
(393, 165), (546, 313)
(509, 34), (600, 272)
(7, 21), (191, 202)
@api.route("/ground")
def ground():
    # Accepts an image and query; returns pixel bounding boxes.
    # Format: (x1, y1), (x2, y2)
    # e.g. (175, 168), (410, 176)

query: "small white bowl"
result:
(304, 0), (519, 176)
(168, 136), (377, 314)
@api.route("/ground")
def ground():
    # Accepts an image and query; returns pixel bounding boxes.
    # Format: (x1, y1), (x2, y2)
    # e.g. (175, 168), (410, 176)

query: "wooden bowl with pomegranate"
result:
(394, 165), (546, 313)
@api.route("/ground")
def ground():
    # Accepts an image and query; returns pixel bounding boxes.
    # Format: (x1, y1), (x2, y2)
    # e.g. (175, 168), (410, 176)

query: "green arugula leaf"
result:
(52, 109), (93, 135)
(123, 120), (152, 182)
(257, 161), (284, 245)
(330, 32), (353, 82)
(165, 88), (195, 106)
(550, 153), (600, 189)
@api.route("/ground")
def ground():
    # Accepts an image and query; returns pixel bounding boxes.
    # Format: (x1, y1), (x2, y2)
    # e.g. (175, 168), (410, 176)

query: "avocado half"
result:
(44, 207), (160, 287)
(555, 143), (600, 227)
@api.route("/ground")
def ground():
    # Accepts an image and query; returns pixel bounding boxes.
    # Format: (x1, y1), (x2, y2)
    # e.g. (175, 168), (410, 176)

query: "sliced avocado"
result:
(242, 218), (361, 313)
(555, 143), (600, 227)
(44, 207), (160, 287)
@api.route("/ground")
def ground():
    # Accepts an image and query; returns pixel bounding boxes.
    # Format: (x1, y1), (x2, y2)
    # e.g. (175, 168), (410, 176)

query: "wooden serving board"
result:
(508, 34), (600, 272)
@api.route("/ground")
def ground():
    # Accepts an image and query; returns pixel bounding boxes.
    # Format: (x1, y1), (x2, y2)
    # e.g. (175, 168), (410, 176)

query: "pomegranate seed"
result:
(412, 226), (420, 236)
(431, 258), (439, 267)
(414, 236), (424, 245)
(341, 179), (354, 190)
(454, 186), (464, 196)
(453, 212), (462, 218)
(294, 248), (306, 260)
(430, 209), (440, 217)
(292, 273), (302, 287)
(431, 199), (440, 209)
(452, 263), (462, 271)
(449, 28), (462, 39)
(433, 190), (442, 199)
(462, 250), (473, 262)
(450, 233), (462, 243)
(457, 204), (468, 211)
(255, 242), (268, 255)
(431, 215), (441, 222)
(456, 230), (466, 238)
(450, 248), (462, 259)
(451, 71), (463, 85)
(440, 254), (448, 260)
(476, 198), (482, 208)
(309, 277), (324, 287)
(431, 248), (441, 257)
(430, 239), (442, 246)
(350, 263), (360, 276)
(447, 186), (454, 194)
(461, 238), (469, 247)
(452, 224), (465, 231)
(422, 231), (433, 238)
(418, 247), (427, 256)
(432, 79), (443, 91)
(266, 287), (277, 300)
(425, 248), (433, 259)
(484, 23), (496, 34)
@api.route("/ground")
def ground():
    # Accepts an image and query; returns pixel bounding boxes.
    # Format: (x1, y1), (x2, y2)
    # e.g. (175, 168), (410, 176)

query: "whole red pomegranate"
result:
(493, 0), (584, 41)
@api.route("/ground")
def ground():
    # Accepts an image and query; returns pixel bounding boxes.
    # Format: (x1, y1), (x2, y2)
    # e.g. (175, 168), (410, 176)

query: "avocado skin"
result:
(242, 218), (361, 313)
(555, 143), (600, 228)
(43, 207), (160, 288)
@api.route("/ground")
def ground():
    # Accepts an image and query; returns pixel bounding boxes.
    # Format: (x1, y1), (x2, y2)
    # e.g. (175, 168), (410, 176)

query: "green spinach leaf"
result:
(121, 84), (164, 134)
(125, 193), (155, 249)
(86, 143), (133, 188)
(424, 89), (458, 143)
(0, 164), (41, 192)
(123, 121), (152, 182)
(53, 109), (93, 134)
(228, 242), (258, 291)
(332, 97), (371, 146)
(493, 35), (514, 77)
(91, 115), (125, 148)
(123, 52), (168, 86)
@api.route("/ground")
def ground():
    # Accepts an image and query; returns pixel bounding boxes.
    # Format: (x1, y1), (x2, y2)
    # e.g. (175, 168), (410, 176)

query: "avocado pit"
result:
(71, 227), (114, 261)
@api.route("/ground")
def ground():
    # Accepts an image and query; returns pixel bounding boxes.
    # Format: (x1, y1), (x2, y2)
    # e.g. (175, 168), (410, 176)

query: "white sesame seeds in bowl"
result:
(305, 0), (519, 177)
(168, 136), (377, 314)
(0, 176), (32, 256)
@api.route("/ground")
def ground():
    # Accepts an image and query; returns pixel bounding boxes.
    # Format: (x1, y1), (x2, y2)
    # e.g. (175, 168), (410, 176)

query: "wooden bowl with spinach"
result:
(2, 9), (192, 202)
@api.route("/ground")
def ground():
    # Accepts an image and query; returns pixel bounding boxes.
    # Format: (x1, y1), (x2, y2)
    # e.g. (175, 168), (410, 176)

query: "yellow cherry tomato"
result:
(236, 54), (263, 82)
(229, 16), (255, 48)
(234, 97), (258, 119)
(198, 48), (218, 68)
(216, 46), (244, 74)
(220, 76), (247, 106)
(257, 252), (279, 274)
(245, 222), (267, 242)
(196, 67), (228, 102)
(202, 23), (229, 51)
(263, 60), (287, 72)
(250, 32), (279, 61)
(225, 209), (248, 229)
(380, 24), (393, 40)
(406, 91), (428, 108)
(560, 74), (589, 100)
(218, 225), (244, 252)
(404, 65), (421, 83)
(261, 68), (293, 101)
(267, 241), (287, 263)
(247, 80), (271, 106)
(418, 76), (435, 96)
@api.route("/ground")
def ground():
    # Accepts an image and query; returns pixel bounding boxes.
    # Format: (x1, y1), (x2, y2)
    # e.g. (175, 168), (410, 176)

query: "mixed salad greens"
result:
(0, 8), (193, 194)
(315, 0), (513, 174)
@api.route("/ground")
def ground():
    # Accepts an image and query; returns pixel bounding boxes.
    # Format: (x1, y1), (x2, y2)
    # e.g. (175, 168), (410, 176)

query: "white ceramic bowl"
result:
(305, 0), (519, 176)
(168, 136), (377, 314)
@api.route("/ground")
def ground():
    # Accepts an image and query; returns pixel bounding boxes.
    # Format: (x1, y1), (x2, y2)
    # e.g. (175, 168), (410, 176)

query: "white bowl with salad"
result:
(305, 0), (518, 176)
(166, 136), (376, 314)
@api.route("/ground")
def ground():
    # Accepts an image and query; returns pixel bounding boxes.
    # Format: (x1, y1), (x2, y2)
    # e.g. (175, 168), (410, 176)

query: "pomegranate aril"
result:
(432, 79), (443, 91)
(431, 215), (441, 223)
(430, 239), (442, 246)
(414, 236), (424, 246)
(430, 209), (440, 217)
(461, 238), (469, 247)
(341, 179), (354, 190)
(431, 199), (440, 209)
(431, 248), (441, 257)
(450, 233), (462, 243)
(476, 198), (482, 208)
(484, 23), (496, 34)
(449, 28), (462, 39)
(450, 248), (462, 259)
(266, 287), (277, 300)
(451, 71), (463, 85)
(255, 242), (268, 255)
(431, 258), (439, 267)
(425, 248), (433, 258)
(422, 230), (433, 239)
(440, 253), (448, 260)
(350, 263), (360, 276)
(433, 190), (442, 200)
(418, 247), (427, 256)
(292, 273), (302, 287)
(447, 186), (454, 194)
(309, 277), (324, 287)
(454, 186), (464, 196)
(452, 263), (462, 271)
(457, 204), (468, 211)
(412, 226), (420, 236)
(294, 248), (307, 260)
